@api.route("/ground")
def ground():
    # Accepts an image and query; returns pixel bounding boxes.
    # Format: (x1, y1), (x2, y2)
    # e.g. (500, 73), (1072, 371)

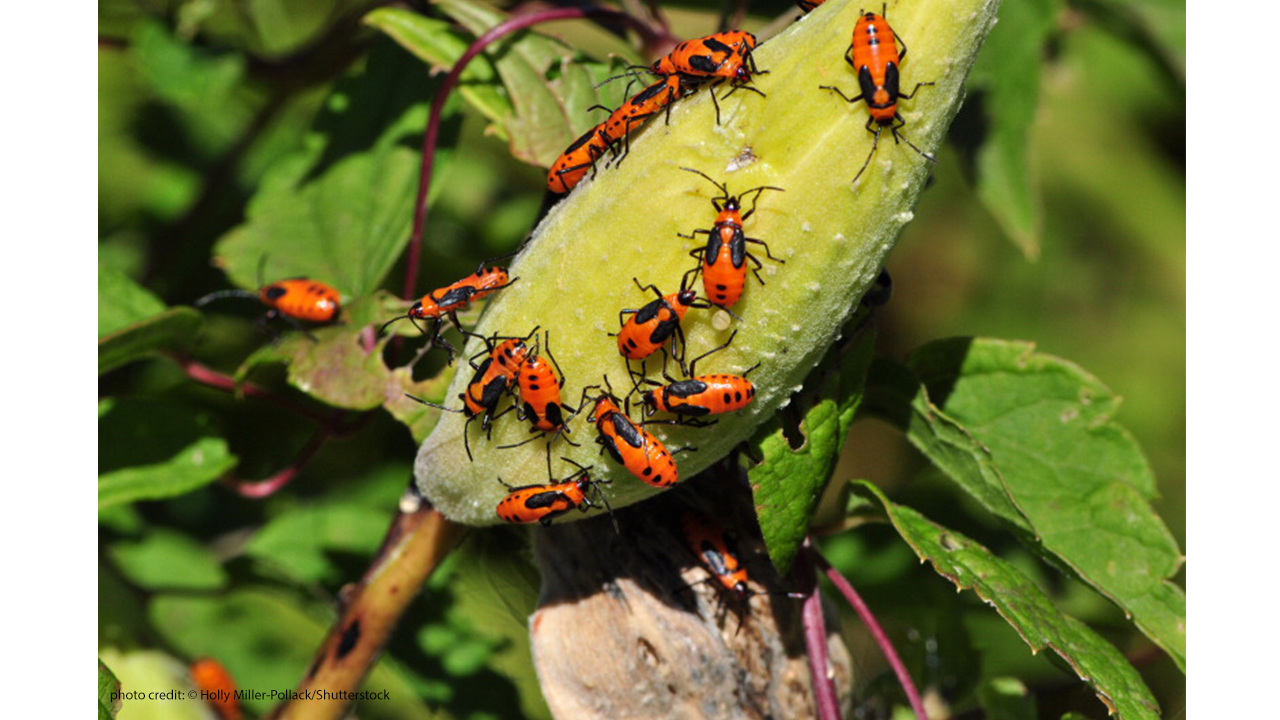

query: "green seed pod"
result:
(415, 0), (1001, 526)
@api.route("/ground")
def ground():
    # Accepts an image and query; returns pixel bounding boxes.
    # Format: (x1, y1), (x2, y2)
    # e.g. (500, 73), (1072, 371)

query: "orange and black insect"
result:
(613, 277), (711, 377)
(503, 331), (579, 440)
(189, 658), (243, 720)
(380, 265), (517, 360)
(796, 0), (826, 12)
(547, 124), (614, 196)
(651, 31), (764, 123)
(583, 378), (686, 488)
(652, 31), (761, 85)
(820, 7), (936, 184)
(681, 510), (751, 598)
(637, 331), (759, 421)
(591, 73), (690, 163)
(495, 458), (610, 526)
(195, 277), (341, 340)
(678, 168), (785, 309)
(406, 328), (535, 461)
(679, 510), (803, 630)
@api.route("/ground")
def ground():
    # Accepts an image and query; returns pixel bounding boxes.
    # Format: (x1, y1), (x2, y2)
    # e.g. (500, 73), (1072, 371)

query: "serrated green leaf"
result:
(213, 40), (434, 298)
(905, 337), (1184, 670)
(748, 325), (876, 573)
(854, 482), (1160, 719)
(415, 0), (1002, 527)
(151, 588), (444, 719)
(99, 437), (236, 510)
(99, 659), (122, 720)
(107, 529), (229, 591)
(363, 7), (513, 131)
(862, 356), (1035, 532)
(246, 503), (394, 583)
(957, 0), (1060, 257)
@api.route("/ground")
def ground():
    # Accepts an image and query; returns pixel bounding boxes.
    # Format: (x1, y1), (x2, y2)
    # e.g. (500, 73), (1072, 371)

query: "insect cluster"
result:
(196, 5), (933, 538)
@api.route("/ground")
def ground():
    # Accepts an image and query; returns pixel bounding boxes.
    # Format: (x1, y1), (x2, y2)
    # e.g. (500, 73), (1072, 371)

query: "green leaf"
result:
(99, 398), (238, 510)
(907, 337), (1184, 670)
(99, 265), (167, 336)
(98, 264), (201, 374)
(363, 7), (513, 132)
(106, 530), (229, 591)
(150, 588), (442, 719)
(213, 40), (434, 298)
(99, 437), (236, 510)
(99, 308), (203, 375)
(99, 659), (122, 720)
(231, 291), (451, 438)
(375, 1), (635, 167)
(414, 0), (1003, 527)
(131, 19), (252, 152)
(955, 0), (1060, 257)
(862, 355), (1035, 533)
(748, 325), (877, 573)
(854, 482), (1161, 719)
(246, 503), (394, 583)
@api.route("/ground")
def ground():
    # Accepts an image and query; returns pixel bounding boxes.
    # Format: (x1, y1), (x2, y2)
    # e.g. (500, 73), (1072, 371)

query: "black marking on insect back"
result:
(565, 126), (599, 152)
(633, 78), (670, 103)
(435, 286), (477, 309)
(857, 65), (880, 105)
(480, 375), (508, 409)
(544, 403), (564, 427)
(705, 233), (724, 265)
(524, 490), (565, 510)
(688, 55), (720, 73)
(730, 230), (747, 268)
(883, 61), (901, 100)
(264, 285), (289, 301)
(635, 298), (668, 324)
(609, 413), (646, 448)
(336, 619), (361, 660)
(648, 316), (679, 345)
(704, 37), (733, 54)
(699, 541), (732, 576)
(599, 435), (625, 465)
(669, 380), (709, 398)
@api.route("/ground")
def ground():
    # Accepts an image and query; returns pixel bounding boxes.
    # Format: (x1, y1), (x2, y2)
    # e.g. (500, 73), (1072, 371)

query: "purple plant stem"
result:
(225, 428), (327, 498)
(814, 544), (930, 720)
(795, 537), (842, 720)
(402, 6), (664, 300)
(173, 352), (374, 499)
(173, 353), (332, 424)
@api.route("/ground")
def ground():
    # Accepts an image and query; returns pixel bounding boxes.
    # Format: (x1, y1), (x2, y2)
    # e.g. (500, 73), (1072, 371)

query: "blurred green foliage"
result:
(99, 0), (1183, 718)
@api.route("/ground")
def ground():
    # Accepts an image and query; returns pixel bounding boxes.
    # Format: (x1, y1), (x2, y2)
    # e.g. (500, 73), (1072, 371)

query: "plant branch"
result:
(814, 544), (929, 720)
(270, 485), (469, 720)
